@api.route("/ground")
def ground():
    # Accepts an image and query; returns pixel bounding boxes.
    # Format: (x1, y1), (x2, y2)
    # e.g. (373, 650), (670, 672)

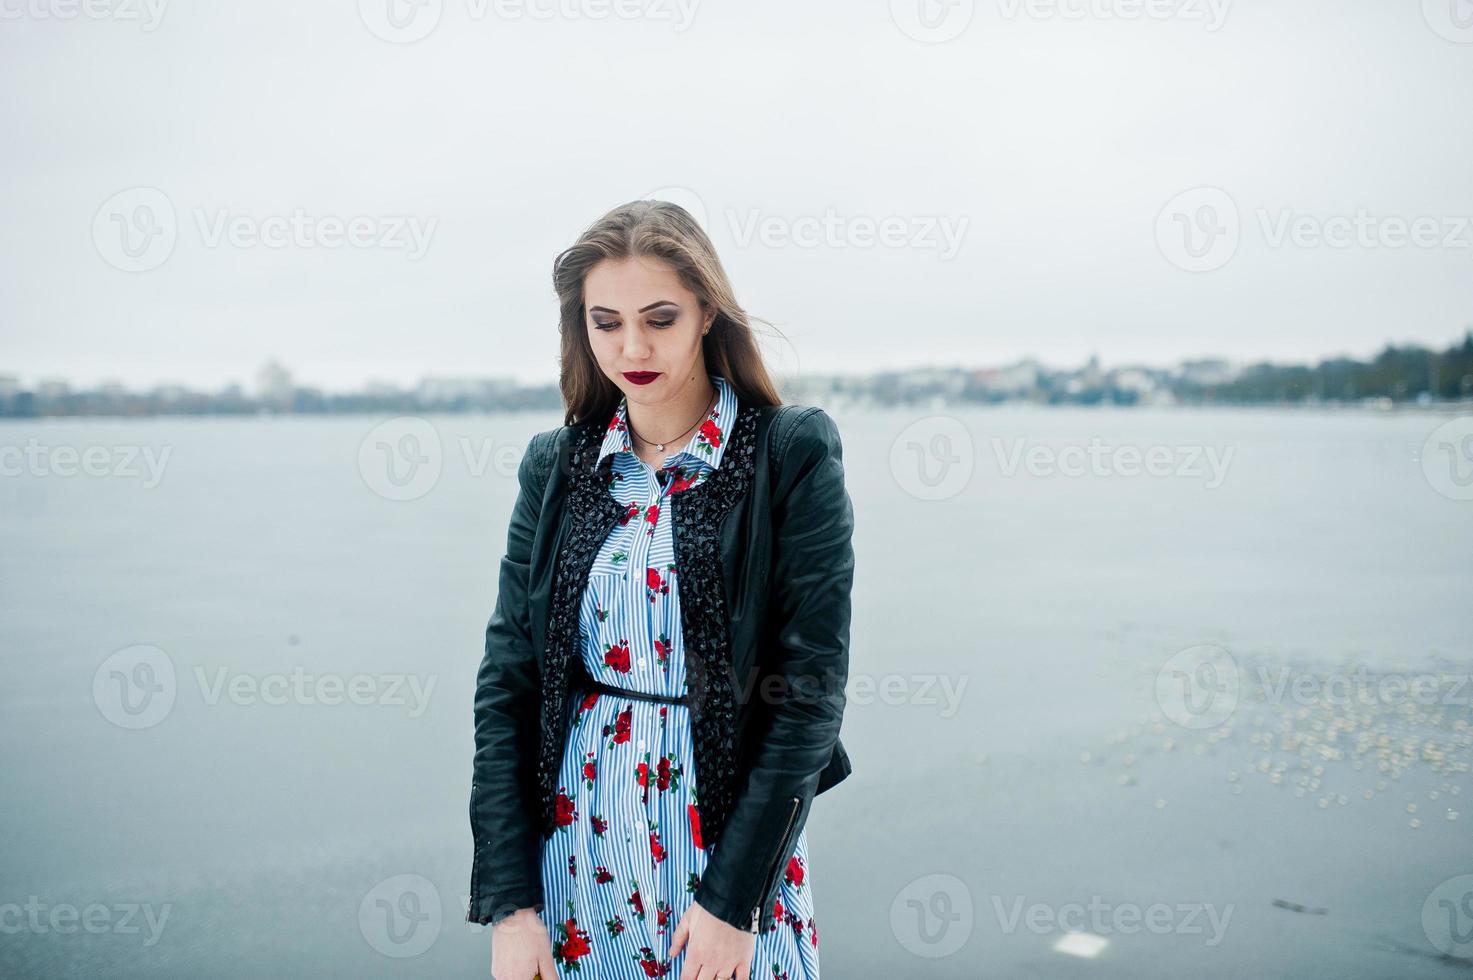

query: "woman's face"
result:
(584, 254), (713, 406)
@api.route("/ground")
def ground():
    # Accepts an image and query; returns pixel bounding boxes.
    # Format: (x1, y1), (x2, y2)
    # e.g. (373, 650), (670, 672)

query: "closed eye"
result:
(593, 317), (677, 331)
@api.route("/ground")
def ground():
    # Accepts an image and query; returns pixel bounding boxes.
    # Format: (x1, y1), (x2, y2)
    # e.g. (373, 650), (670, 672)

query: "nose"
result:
(621, 321), (652, 361)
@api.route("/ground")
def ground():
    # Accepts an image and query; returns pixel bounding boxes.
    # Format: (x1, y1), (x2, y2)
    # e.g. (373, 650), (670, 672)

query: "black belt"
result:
(572, 662), (690, 706)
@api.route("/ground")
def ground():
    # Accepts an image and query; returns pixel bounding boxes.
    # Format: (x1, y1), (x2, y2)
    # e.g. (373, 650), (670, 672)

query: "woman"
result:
(468, 200), (855, 980)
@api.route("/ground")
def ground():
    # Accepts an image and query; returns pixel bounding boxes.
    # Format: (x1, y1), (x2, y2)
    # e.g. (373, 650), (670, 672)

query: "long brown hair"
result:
(552, 200), (786, 426)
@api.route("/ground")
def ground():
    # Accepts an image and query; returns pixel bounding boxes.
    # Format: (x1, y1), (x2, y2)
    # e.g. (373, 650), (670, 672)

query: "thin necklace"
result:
(626, 384), (716, 454)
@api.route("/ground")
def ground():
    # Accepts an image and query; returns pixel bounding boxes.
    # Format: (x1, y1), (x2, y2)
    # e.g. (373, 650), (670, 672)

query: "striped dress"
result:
(538, 374), (821, 978)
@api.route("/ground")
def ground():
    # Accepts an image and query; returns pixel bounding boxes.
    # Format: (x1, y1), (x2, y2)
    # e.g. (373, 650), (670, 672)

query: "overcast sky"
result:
(3, 0), (1471, 391)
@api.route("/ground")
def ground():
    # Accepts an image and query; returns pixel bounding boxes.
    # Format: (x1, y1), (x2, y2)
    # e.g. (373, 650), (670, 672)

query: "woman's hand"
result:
(668, 898), (757, 980)
(489, 907), (557, 980)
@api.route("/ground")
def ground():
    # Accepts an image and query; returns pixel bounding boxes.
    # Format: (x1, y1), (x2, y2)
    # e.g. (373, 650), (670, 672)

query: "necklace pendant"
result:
(655, 443), (664, 452)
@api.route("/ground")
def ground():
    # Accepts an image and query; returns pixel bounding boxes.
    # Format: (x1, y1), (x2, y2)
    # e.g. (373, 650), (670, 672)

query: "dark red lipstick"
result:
(623, 371), (661, 385)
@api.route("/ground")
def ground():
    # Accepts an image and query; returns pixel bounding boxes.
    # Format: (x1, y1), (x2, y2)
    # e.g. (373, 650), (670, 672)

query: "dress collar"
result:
(596, 374), (737, 473)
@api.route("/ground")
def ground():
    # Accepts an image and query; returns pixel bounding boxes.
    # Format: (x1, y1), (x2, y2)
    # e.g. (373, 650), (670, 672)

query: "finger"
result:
(538, 950), (559, 980)
(668, 916), (688, 959)
(678, 953), (700, 980)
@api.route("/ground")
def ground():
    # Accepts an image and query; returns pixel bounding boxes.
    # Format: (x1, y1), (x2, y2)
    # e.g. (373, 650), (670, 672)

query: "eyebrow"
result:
(588, 301), (680, 315)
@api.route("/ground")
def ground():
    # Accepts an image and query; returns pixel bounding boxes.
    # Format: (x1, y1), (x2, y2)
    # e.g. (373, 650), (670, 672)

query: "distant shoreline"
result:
(4, 398), (1472, 423)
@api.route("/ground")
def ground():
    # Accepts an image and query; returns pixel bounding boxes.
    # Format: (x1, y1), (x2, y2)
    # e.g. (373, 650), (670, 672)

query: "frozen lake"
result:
(1, 405), (1470, 978)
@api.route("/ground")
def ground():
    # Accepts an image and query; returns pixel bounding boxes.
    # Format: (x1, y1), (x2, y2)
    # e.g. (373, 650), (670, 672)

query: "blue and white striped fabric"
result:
(538, 374), (821, 978)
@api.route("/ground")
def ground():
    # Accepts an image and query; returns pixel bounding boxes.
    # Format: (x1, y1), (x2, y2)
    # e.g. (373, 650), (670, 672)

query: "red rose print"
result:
(583, 759), (597, 784)
(634, 947), (666, 977)
(687, 803), (703, 849)
(636, 757), (650, 803)
(699, 418), (722, 448)
(785, 854), (804, 887)
(610, 706), (632, 744)
(554, 913), (592, 966)
(554, 788), (577, 828)
(617, 501), (639, 525)
(649, 827), (665, 864)
(645, 565), (672, 603)
(603, 640), (631, 672)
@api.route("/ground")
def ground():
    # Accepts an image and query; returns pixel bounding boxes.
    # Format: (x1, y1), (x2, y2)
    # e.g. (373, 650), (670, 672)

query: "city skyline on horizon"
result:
(7, 326), (1471, 394)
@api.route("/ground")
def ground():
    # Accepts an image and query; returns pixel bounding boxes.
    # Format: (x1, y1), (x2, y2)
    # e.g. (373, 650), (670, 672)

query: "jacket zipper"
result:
(754, 795), (802, 927)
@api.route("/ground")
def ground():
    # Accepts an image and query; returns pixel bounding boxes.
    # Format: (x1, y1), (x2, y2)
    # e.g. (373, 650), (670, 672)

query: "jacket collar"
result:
(596, 374), (738, 475)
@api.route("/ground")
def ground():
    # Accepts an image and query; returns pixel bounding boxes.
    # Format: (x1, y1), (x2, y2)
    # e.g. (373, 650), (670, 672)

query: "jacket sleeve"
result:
(467, 431), (551, 926)
(694, 407), (855, 931)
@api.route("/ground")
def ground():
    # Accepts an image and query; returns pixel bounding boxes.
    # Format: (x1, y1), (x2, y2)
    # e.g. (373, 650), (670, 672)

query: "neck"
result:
(625, 372), (716, 455)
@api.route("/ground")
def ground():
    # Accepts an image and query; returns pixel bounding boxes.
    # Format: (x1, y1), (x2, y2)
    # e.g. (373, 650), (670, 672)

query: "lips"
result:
(623, 372), (661, 385)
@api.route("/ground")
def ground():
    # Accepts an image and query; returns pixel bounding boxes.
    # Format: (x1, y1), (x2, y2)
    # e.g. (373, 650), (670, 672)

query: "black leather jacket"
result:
(468, 397), (854, 934)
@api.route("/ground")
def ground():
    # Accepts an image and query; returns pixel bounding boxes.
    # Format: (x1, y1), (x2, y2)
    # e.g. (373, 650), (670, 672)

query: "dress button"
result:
(638, 738), (646, 750)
